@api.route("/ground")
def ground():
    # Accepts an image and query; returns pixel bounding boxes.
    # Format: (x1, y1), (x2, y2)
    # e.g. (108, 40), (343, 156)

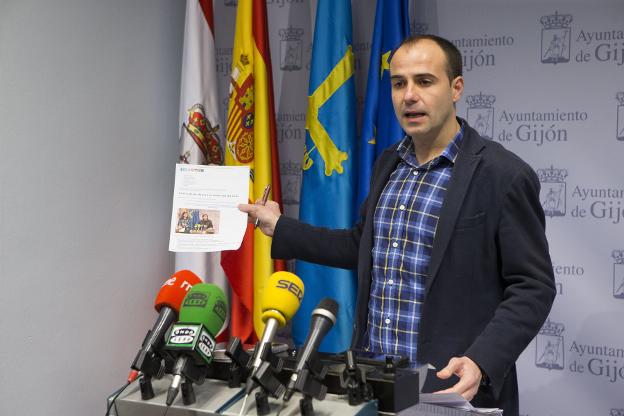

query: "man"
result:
(240, 35), (555, 414)
(198, 213), (214, 233)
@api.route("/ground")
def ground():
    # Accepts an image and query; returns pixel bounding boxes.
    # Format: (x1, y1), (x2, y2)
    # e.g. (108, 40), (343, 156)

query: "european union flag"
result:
(356, 0), (410, 208)
(294, 0), (357, 352)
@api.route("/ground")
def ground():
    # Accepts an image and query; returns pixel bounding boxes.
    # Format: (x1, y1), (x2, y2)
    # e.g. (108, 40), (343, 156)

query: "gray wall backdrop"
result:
(0, 0), (184, 414)
(1, 0), (622, 415)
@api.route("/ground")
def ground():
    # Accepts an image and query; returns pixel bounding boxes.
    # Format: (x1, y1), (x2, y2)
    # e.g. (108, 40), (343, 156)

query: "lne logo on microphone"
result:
(276, 279), (303, 301)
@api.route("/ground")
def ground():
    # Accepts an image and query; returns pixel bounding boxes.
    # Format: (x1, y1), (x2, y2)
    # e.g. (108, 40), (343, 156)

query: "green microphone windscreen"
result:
(178, 283), (228, 336)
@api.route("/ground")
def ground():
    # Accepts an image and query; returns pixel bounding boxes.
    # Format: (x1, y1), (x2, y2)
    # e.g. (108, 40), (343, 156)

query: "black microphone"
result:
(283, 298), (339, 401)
(129, 271), (201, 399)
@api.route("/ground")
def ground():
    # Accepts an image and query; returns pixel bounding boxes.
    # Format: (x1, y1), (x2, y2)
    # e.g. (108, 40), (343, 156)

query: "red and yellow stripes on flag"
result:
(221, 0), (284, 343)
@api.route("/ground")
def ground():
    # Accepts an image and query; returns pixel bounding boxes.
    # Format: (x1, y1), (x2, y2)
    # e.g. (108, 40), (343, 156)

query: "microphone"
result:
(283, 298), (339, 401)
(244, 271), (305, 395)
(164, 283), (228, 406)
(130, 270), (201, 380)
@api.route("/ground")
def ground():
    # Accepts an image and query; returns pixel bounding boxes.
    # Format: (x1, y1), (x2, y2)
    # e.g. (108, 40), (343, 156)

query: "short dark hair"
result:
(390, 34), (463, 83)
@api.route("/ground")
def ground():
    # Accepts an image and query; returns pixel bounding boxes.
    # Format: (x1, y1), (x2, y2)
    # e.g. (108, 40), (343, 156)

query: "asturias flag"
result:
(221, 0), (284, 344)
(356, 0), (410, 209)
(295, 0), (357, 353)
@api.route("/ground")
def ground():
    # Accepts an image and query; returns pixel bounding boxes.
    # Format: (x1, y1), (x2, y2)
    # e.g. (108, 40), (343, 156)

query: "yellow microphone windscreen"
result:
(260, 271), (304, 326)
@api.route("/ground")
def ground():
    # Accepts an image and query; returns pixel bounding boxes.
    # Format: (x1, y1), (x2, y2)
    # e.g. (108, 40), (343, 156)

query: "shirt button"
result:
(388, 279), (394, 285)
(399, 204), (406, 211)
(412, 170), (418, 175)
(385, 318), (391, 325)
(392, 241), (398, 248)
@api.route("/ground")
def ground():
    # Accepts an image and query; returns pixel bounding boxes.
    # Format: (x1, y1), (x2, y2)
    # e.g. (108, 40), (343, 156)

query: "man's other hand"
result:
(238, 200), (281, 237)
(434, 356), (482, 401)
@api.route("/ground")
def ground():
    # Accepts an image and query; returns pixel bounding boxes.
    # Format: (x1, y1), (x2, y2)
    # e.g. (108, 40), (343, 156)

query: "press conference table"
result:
(108, 377), (487, 416)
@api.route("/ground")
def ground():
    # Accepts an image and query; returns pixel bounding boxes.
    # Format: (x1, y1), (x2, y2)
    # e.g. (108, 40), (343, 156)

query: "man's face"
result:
(389, 40), (463, 141)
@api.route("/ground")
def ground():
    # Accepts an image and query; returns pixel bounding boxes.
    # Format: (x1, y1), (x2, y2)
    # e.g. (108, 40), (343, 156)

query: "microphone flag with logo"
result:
(356, 0), (410, 209)
(221, 0), (285, 345)
(295, 0), (357, 353)
(175, 0), (230, 344)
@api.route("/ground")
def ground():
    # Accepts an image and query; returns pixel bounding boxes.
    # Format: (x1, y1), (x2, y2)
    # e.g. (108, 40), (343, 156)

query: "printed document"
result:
(418, 393), (502, 415)
(169, 164), (249, 252)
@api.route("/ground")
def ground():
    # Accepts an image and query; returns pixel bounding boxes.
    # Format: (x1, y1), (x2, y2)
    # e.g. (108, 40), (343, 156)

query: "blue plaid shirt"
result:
(366, 123), (464, 366)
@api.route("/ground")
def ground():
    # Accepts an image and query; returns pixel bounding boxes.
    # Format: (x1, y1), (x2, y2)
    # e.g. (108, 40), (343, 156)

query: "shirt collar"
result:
(396, 118), (465, 169)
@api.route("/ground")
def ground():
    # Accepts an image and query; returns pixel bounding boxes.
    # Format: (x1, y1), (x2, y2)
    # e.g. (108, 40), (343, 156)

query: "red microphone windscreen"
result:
(154, 270), (202, 312)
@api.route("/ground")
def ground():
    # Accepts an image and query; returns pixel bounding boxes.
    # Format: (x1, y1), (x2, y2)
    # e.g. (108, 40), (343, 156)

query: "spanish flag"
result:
(221, 0), (284, 343)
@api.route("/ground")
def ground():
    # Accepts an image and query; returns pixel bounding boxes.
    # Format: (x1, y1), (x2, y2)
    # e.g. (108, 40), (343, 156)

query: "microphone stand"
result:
(223, 336), (286, 416)
(340, 350), (373, 406)
(138, 375), (155, 400)
(167, 355), (207, 406)
(299, 394), (314, 416)
(282, 353), (329, 416)
(131, 306), (177, 400)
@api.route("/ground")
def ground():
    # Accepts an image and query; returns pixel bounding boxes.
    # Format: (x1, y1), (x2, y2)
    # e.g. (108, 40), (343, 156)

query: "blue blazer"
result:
(272, 123), (556, 415)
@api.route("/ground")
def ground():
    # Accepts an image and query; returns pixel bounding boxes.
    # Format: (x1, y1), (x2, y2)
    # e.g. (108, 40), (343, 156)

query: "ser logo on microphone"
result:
(276, 279), (303, 301)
